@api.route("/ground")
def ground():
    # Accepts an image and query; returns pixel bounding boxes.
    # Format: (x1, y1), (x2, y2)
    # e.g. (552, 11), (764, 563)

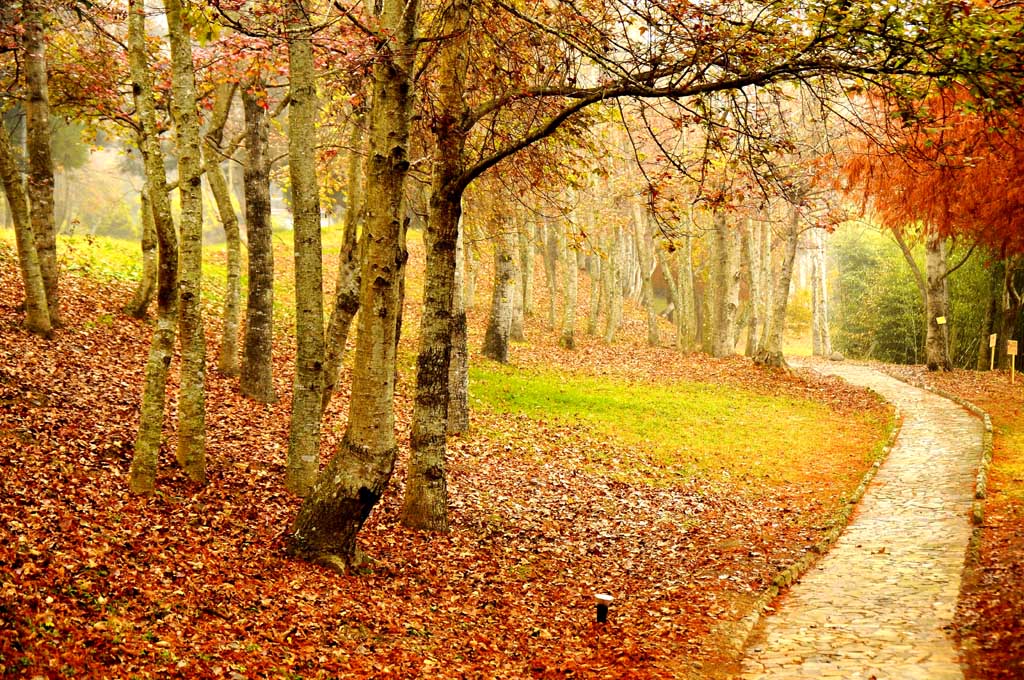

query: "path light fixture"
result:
(595, 593), (614, 623)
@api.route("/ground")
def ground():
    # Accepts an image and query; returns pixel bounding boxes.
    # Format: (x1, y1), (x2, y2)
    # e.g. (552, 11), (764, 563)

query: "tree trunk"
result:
(127, 0), (179, 494)
(286, 1), (326, 496)
(23, 0), (60, 327)
(124, 183), (158, 319)
(635, 207), (659, 346)
(976, 269), (997, 370)
(998, 257), (1022, 370)
(448, 222), (470, 434)
(400, 0), (472, 530)
(239, 84), (277, 404)
(322, 111), (366, 414)
(289, 0), (421, 571)
(165, 0), (207, 484)
(544, 219), (559, 327)
(754, 206), (800, 368)
(810, 228), (832, 357)
(203, 83), (242, 377)
(0, 119), (51, 336)
(743, 220), (761, 356)
(587, 250), (602, 336)
(482, 227), (516, 363)
(711, 210), (741, 357)
(519, 216), (535, 318)
(510, 214), (525, 341)
(924, 234), (952, 371)
(603, 227), (622, 344)
(559, 225), (577, 349)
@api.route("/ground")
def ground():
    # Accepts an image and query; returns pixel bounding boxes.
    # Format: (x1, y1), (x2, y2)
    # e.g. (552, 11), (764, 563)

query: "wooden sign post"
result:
(990, 333), (998, 371)
(1009, 340), (1018, 385)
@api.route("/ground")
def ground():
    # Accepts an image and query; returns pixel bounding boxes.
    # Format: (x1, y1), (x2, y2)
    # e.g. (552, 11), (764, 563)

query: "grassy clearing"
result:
(470, 362), (890, 491)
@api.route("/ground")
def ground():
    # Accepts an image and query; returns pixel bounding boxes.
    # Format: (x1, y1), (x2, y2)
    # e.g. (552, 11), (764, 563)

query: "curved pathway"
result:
(741, 362), (981, 680)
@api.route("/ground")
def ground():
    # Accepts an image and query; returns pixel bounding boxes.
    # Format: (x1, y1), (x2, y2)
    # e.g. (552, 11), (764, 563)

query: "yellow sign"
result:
(990, 333), (998, 348)
(936, 316), (947, 325)
(1010, 340), (1019, 356)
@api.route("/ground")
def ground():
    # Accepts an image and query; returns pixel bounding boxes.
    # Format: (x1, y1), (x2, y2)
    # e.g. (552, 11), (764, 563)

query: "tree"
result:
(164, 0), (207, 484)
(0, 121), (51, 336)
(238, 81), (278, 404)
(23, 0), (60, 327)
(285, 0), (326, 496)
(289, 0), (423, 569)
(128, 0), (180, 494)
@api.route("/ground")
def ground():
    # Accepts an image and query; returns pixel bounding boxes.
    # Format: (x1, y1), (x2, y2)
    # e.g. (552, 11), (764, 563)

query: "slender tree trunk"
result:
(510, 214), (525, 341)
(976, 269), (996, 370)
(400, 0), (472, 531)
(998, 257), (1022, 370)
(239, 84), (277, 403)
(635, 208), (659, 346)
(544, 219), (559, 327)
(711, 210), (741, 357)
(124, 183), (158, 318)
(322, 111), (366, 414)
(448, 222), (469, 434)
(587, 251), (602, 336)
(482, 227), (516, 362)
(559, 225), (577, 349)
(165, 0), (207, 484)
(603, 227), (622, 344)
(23, 0), (59, 327)
(744, 220), (761, 356)
(203, 83), (242, 377)
(809, 228), (832, 357)
(519, 216), (535, 318)
(127, 0), (179, 494)
(923, 234), (952, 371)
(289, 0), (421, 571)
(286, 1), (326, 496)
(0, 121), (51, 336)
(754, 206), (800, 368)
(464, 230), (476, 308)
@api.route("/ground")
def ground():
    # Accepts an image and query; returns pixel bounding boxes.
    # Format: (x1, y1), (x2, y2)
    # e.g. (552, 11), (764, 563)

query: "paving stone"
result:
(740, 364), (979, 679)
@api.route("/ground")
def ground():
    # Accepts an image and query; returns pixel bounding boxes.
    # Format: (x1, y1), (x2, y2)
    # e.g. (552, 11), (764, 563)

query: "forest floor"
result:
(876, 363), (1024, 680)
(0, 233), (896, 679)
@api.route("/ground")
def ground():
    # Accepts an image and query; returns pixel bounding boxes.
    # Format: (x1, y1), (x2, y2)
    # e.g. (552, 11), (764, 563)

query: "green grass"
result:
(470, 363), (886, 488)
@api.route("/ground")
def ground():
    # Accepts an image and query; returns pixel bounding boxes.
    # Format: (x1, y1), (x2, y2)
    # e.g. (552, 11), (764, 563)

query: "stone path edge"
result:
(722, 389), (904, 657)
(883, 372), (994, 526)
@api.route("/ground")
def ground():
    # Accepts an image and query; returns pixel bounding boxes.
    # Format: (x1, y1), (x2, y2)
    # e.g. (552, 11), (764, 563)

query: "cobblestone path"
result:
(740, 363), (981, 680)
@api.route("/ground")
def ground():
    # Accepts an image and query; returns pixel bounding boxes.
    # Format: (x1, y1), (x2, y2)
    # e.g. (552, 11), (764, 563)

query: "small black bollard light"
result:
(595, 593), (614, 623)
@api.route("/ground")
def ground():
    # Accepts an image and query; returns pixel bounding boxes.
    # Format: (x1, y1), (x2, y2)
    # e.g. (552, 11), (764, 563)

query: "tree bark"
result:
(754, 206), (800, 368)
(400, 0), (472, 530)
(603, 227), (623, 344)
(482, 226), (516, 362)
(23, 0), (60, 327)
(289, 0), (421, 571)
(0, 119), (51, 336)
(203, 83), (242, 377)
(711, 209), (741, 357)
(519, 216), (535, 318)
(559, 224), (577, 349)
(810, 228), (832, 357)
(587, 249), (602, 336)
(127, 0), (179, 494)
(322, 110), (366, 415)
(447, 222), (470, 434)
(239, 84), (278, 404)
(165, 0), (207, 484)
(510, 213), (525, 341)
(286, 0), (326, 496)
(923, 234), (953, 371)
(543, 219), (559, 327)
(635, 207), (659, 346)
(123, 183), (158, 319)
(998, 257), (1022, 370)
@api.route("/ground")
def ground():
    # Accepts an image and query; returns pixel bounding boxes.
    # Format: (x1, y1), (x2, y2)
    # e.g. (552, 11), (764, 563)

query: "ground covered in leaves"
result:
(877, 363), (1024, 680)
(1, 239), (892, 679)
